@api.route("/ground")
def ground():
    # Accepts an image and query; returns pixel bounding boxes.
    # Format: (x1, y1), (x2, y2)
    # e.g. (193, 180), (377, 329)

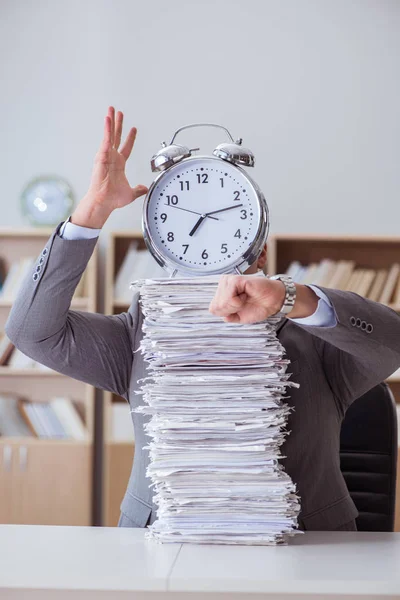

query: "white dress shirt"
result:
(59, 220), (336, 327)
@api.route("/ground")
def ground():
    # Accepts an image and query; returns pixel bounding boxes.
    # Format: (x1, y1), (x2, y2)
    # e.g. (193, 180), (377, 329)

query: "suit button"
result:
(356, 318), (361, 327)
(39, 256), (45, 264)
(366, 323), (373, 333)
(361, 320), (367, 330)
(42, 248), (48, 256)
(36, 265), (41, 273)
(33, 272), (39, 281)
(350, 316), (356, 326)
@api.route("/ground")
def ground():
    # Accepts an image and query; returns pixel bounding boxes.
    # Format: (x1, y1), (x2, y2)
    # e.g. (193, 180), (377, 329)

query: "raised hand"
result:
(71, 106), (148, 228)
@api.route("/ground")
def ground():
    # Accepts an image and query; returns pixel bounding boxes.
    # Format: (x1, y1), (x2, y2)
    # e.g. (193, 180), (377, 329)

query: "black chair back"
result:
(340, 382), (398, 532)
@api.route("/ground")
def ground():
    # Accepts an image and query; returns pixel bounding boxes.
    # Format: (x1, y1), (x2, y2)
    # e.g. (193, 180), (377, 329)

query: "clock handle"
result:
(169, 123), (237, 145)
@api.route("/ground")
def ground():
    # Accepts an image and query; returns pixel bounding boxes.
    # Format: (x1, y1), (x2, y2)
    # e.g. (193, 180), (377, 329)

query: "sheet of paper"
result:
(133, 277), (301, 545)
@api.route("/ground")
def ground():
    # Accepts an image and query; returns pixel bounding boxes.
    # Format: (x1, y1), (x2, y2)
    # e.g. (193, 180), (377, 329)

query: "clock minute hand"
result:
(164, 204), (219, 221)
(205, 203), (244, 216)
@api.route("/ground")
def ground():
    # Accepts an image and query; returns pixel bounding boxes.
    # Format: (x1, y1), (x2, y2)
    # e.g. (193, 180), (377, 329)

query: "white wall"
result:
(1, 0), (399, 243)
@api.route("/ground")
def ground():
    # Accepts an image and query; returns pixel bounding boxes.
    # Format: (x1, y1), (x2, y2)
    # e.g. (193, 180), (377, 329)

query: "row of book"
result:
(285, 260), (400, 305)
(0, 395), (88, 439)
(0, 333), (55, 370)
(0, 256), (88, 301)
(114, 241), (165, 303)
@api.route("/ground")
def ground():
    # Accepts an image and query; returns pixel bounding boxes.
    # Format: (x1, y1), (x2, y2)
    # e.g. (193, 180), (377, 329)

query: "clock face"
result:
(21, 176), (74, 226)
(144, 156), (267, 275)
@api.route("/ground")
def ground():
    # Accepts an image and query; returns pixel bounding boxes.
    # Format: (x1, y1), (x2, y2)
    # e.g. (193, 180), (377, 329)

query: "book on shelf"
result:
(394, 276), (400, 307)
(367, 269), (388, 302)
(284, 259), (400, 306)
(379, 264), (400, 305)
(388, 368), (400, 382)
(0, 257), (35, 301)
(0, 395), (34, 437)
(19, 397), (88, 440)
(113, 241), (165, 303)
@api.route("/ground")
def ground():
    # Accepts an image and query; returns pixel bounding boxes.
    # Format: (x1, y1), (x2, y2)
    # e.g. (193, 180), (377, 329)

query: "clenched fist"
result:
(209, 275), (318, 324)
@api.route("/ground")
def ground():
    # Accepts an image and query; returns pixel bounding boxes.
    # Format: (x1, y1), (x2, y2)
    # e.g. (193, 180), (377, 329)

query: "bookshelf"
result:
(103, 232), (143, 526)
(102, 231), (400, 528)
(0, 228), (98, 526)
(267, 234), (400, 532)
(267, 234), (400, 403)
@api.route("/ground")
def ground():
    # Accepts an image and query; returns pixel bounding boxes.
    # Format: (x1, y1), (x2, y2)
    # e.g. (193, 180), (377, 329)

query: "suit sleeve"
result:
(5, 222), (137, 401)
(293, 286), (400, 408)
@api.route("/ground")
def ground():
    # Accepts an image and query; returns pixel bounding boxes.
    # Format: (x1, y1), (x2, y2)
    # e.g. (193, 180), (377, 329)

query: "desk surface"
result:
(1, 525), (400, 599)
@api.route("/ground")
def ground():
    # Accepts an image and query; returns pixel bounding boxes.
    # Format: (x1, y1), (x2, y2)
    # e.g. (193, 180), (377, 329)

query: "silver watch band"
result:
(269, 274), (297, 315)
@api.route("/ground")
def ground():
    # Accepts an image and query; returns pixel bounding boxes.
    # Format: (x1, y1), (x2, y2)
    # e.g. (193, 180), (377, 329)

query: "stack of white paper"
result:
(134, 277), (301, 545)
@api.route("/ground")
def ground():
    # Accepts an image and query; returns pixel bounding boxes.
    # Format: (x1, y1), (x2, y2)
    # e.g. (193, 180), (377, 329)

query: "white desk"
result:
(1, 525), (400, 599)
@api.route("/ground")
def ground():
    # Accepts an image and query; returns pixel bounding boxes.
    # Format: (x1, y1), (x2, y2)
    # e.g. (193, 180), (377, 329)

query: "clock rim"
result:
(20, 174), (75, 227)
(142, 155), (269, 276)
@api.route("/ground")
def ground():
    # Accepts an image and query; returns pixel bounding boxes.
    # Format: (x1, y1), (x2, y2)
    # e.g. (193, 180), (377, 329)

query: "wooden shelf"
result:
(112, 300), (131, 309)
(0, 367), (68, 376)
(0, 298), (90, 309)
(102, 231), (145, 526)
(0, 228), (98, 526)
(0, 437), (91, 446)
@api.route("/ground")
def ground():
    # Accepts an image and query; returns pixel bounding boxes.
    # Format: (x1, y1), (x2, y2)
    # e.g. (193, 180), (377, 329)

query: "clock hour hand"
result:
(189, 215), (206, 237)
(205, 203), (244, 216)
(164, 204), (219, 221)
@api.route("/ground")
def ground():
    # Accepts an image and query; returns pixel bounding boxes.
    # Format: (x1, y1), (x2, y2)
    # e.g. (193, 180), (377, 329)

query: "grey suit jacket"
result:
(5, 223), (400, 530)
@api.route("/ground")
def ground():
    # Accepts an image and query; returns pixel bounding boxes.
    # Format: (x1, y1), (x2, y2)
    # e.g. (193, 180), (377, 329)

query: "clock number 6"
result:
(202, 249), (208, 259)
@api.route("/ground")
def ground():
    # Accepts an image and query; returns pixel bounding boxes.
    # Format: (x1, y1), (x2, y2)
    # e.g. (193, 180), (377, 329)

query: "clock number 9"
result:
(160, 213), (167, 223)
(166, 195), (178, 205)
(202, 249), (208, 259)
(167, 232), (174, 242)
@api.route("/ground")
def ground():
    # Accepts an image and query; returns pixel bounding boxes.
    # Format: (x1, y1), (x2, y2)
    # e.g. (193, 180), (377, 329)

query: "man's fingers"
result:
(209, 288), (247, 317)
(108, 106), (115, 146)
(120, 127), (137, 160)
(114, 111), (123, 149)
(224, 313), (241, 323)
(131, 184), (149, 202)
(96, 115), (112, 160)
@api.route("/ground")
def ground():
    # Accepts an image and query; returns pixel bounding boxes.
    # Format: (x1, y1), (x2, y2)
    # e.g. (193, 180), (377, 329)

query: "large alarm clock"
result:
(142, 123), (269, 276)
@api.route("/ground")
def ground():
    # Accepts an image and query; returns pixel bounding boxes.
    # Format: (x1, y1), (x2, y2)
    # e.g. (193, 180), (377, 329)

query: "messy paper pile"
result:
(134, 276), (301, 545)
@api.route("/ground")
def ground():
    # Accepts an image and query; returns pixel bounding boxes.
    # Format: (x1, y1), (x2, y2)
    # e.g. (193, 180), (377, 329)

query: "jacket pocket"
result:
(120, 492), (152, 528)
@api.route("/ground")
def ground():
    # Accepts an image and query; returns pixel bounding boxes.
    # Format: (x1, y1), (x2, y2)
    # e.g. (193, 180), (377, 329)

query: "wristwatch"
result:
(269, 274), (297, 315)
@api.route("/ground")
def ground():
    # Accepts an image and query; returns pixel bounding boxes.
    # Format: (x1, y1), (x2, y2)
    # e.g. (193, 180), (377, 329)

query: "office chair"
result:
(340, 382), (398, 532)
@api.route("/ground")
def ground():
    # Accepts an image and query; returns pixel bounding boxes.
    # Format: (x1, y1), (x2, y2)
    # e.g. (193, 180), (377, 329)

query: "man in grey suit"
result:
(6, 107), (400, 531)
